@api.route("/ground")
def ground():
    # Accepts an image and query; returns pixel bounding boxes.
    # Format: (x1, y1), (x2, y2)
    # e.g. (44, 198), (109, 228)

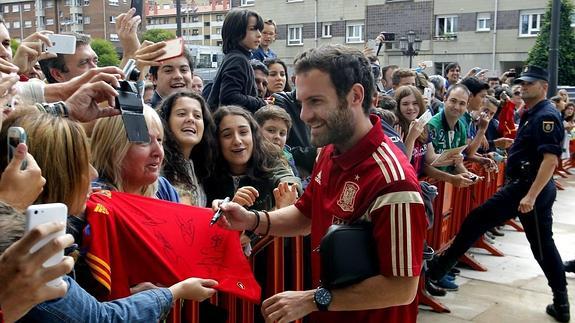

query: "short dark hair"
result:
(149, 46), (194, 79)
(444, 62), (461, 77)
(378, 95), (397, 111)
(263, 57), (292, 92)
(446, 83), (471, 100)
(39, 32), (92, 84)
(460, 77), (489, 96)
(250, 59), (268, 75)
(391, 68), (415, 86)
(222, 9), (263, 54)
(254, 104), (293, 132)
(294, 45), (374, 114)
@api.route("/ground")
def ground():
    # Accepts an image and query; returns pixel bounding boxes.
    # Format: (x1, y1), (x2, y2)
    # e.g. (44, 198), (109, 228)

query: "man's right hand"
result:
(212, 201), (256, 232)
(0, 222), (74, 323)
(65, 81), (121, 122)
(48, 66), (124, 102)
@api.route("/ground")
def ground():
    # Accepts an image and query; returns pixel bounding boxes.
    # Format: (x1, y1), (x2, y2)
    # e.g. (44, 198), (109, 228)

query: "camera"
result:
(115, 59), (149, 143)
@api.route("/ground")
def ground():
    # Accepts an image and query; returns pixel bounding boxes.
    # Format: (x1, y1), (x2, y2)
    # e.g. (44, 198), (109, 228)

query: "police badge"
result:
(542, 121), (554, 133)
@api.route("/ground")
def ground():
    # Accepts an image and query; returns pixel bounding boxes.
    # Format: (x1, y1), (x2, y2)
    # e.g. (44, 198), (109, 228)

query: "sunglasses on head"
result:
(513, 91), (521, 96)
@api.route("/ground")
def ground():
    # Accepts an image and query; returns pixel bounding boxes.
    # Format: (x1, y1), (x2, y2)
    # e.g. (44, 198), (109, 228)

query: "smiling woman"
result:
(158, 91), (216, 206)
(90, 105), (180, 202)
(204, 105), (300, 212)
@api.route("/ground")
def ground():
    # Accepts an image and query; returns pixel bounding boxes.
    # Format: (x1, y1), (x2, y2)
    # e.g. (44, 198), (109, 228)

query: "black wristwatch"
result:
(313, 286), (332, 311)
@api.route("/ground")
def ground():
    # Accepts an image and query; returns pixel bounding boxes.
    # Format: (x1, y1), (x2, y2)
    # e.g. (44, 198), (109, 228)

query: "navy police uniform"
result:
(428, 66), (569, 321)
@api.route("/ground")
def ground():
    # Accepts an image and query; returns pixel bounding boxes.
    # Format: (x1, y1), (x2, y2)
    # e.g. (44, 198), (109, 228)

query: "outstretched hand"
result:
(0, 222), (75, 323)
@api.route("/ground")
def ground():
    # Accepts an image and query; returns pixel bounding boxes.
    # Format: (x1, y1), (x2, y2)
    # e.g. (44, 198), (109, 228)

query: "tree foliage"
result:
(91, 38), (120, 67)
(10, 39), (19, 56)
(142, 29), (176, 43)
(527, 0), (575, 85)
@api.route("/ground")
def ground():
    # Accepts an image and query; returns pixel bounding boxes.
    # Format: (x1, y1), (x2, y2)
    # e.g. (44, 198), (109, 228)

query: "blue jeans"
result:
(20, 276), (173, 322)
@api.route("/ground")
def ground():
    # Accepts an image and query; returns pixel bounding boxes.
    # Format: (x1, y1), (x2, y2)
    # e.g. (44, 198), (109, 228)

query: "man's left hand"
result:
(262, 290), (316, 323)
(518, 194), (535, 213)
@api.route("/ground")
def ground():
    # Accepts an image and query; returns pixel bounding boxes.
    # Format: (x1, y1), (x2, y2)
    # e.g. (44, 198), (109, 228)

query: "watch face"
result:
(316, 288), (332, 306)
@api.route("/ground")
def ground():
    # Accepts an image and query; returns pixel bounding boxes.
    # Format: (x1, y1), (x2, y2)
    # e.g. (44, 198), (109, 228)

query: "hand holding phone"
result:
(26, 203), (68, 287)
(43, 34), (77, 55)
(7, 126), (27, 170)
(154, 37), (184, 62)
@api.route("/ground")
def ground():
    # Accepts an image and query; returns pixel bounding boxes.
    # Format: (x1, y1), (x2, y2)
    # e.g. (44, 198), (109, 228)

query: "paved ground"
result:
(419, 172), (575, 323)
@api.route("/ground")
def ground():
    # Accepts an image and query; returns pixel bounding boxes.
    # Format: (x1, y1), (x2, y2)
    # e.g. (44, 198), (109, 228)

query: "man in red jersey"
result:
(216, 45), (427, 323)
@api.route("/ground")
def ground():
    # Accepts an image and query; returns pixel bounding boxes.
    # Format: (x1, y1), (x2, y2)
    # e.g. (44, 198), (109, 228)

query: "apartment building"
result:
(1, 0), (130, 46)
(232, 0), (567, 76)
(145, 0), (229, 67)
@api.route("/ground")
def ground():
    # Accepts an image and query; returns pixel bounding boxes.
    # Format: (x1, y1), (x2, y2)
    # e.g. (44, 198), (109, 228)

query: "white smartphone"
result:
(423, 87), (434, 101)
(26, 203), (68, 287)
(7, 126), (27, 169)
(45, 34), (77, 55)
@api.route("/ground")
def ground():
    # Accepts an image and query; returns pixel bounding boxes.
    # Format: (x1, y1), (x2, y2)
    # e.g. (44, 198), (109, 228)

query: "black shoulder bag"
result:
(319, 221), (380, 289)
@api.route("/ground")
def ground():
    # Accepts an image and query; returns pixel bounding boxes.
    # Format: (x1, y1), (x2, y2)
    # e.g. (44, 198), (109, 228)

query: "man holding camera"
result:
(215, 45), (427, 323)
(428, 65), (569, 323)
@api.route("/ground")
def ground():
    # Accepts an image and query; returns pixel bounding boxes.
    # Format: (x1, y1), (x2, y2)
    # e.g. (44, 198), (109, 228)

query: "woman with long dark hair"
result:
(158, 91), (216, 206)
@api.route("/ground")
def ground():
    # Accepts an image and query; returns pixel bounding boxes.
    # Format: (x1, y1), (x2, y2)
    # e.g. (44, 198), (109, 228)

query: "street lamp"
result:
(399, 30), (422, 68)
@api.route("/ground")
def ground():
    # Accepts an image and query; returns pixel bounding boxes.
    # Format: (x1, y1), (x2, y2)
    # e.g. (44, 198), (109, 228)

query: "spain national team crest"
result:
(543, 121), (554, 133)
(337, 181), (359, 212)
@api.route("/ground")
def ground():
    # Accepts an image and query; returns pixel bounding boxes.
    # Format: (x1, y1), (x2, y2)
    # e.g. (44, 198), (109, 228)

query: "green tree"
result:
(10, 39), (19, 57)
(142, 29), (176, 43)
(91, 38), (120, 67)
(527, 0), (575, 85)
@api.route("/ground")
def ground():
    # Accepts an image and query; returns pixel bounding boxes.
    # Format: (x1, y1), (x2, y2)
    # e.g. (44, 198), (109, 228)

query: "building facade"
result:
(232, 0), (567, 77)
(1, 0), (130, 45)
(145, 0), (229, 68)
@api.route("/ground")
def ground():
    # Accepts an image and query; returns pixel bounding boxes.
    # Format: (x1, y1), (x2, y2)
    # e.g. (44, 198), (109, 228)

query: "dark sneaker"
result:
(564, 260), (575, 273)
(546, 303), (570, 322)
(425, 279), (447, 297)
(546, 290), (570, 322)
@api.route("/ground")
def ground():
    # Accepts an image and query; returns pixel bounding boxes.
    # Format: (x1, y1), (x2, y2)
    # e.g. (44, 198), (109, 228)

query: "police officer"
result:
(427, 65), (569, 323)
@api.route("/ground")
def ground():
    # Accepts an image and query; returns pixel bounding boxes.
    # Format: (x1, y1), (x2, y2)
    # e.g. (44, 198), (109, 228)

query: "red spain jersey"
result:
(83, 191), (261, 303)
(295, 115), (427, 323)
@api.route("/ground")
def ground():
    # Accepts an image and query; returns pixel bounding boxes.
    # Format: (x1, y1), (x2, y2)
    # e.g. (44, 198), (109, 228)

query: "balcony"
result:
(433, 33), (458, 41)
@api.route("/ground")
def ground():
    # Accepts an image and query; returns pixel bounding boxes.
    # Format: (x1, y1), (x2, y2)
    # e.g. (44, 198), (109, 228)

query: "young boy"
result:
(254, 105), (301, 181)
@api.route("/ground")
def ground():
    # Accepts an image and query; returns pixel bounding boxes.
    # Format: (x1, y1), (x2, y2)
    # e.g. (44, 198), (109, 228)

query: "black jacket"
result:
(207, 48), (266, 112)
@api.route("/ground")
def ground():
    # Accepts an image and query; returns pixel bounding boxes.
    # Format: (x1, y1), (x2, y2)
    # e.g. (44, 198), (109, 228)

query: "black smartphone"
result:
(131, 0), (143, 18)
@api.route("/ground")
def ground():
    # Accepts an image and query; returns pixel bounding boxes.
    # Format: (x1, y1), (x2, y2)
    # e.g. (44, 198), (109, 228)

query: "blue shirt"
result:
(92, 176), (180, 203)
(251, 46), (277, 62)
(506, 99), (564, 180)
(22, 276), (173, 323)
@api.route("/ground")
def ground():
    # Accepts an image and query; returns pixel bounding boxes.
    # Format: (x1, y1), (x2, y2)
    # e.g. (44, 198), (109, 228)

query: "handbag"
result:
(319, 222), (380, 289)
